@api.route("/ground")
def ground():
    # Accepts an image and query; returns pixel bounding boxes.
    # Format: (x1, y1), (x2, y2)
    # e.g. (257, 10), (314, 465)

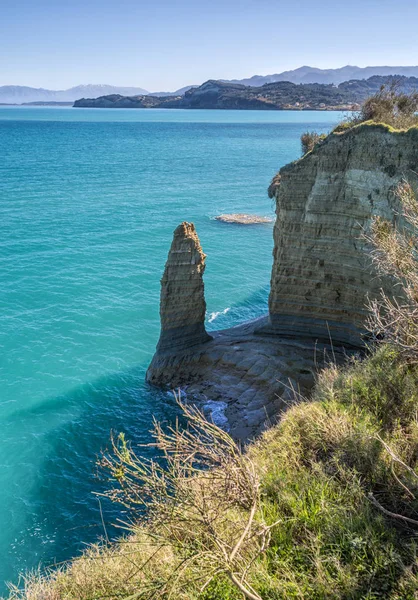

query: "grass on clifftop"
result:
(334, 83), (418, 133)
(8, 345), (418, 600)
(296, 86), (418, 158)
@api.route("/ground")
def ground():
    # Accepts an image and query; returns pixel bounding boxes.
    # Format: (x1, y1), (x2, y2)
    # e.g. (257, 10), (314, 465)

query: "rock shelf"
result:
(215, 213), (273, 224)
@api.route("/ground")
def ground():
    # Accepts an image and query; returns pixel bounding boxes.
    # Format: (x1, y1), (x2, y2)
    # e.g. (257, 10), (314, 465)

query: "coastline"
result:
(149, 314), (350, 440)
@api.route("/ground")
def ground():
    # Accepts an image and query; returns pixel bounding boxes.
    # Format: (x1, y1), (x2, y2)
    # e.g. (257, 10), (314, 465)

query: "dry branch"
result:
(97, 394), (278, 599)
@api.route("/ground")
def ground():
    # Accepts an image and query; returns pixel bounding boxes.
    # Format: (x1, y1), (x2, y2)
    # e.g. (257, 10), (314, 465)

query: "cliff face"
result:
(146, 222), (212, 385)
(265, 124), (418, 346)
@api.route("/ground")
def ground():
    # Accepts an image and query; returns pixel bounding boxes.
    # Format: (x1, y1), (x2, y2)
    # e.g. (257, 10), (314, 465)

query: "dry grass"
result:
(8, 535), (177, 600)
(367, 182), (418, 363)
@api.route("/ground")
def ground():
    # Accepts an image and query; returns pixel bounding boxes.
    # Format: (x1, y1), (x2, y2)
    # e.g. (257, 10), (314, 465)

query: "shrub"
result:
(359, 83), (418, 128)
(341, 83), (418, 131)
(367, 182), (418, 363)
(300, 131), (326, 155)
(97, 400), (276, 600)
(267, 172), (281, 199)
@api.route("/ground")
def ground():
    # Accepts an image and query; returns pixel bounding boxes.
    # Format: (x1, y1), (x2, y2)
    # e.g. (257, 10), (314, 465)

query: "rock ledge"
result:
(215, 213), (273, 225)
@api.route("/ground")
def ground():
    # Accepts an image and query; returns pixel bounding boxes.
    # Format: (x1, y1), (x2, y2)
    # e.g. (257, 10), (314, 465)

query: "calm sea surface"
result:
(0, 107), (343, 592)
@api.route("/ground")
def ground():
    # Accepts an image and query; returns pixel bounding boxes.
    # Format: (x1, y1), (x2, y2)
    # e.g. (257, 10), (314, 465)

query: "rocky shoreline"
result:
(147, 124), (418, 440)
(150, 314), (350, 440)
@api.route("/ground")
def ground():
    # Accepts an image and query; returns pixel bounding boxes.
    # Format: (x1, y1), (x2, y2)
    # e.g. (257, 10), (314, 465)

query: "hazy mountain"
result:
(227, 65), (418, 87)
(0, 84), (149, 105)
(149, 85), (196, 97)
(6, 66), (418, 105)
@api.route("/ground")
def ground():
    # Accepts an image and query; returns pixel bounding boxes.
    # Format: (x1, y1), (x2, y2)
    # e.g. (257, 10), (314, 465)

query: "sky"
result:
(2, 0), (418, 92)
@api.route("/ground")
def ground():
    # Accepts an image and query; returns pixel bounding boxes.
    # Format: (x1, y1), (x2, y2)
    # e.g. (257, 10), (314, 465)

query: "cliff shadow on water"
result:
(0, 285), (271, 594)
(0, 365), (177, 594)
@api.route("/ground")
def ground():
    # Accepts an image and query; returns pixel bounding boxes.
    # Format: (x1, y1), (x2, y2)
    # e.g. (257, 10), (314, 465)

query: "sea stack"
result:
(146, 222), (212, 385)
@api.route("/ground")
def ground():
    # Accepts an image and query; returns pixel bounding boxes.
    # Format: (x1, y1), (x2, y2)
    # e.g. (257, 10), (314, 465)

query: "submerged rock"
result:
(215, 213), (273, 224)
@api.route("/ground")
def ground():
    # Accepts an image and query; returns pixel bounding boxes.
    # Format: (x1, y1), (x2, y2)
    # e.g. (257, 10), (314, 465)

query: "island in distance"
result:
(73, 75), (418, 111)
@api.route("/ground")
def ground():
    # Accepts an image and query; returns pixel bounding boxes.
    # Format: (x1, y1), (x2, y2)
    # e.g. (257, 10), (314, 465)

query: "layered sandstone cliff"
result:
(263, 123), (418, 345)
(147, 124), (418, 439)
(146, 222), (212, 384)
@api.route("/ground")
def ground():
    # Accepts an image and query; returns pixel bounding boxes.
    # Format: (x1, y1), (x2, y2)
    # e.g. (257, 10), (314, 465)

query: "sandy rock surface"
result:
(215, 213), (273, 224)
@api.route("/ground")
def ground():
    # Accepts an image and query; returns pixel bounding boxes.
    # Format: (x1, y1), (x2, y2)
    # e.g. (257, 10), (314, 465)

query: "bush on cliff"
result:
(334, 84), (418, 132)
(367, 181), (418, 364)
(8, 344), (418, 600)
(300, 131), (326, 155)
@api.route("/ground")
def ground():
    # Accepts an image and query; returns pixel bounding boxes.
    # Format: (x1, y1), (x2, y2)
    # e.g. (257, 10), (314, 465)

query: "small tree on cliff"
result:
(98, 398), (278, 600)
(367, 181), (418, 362)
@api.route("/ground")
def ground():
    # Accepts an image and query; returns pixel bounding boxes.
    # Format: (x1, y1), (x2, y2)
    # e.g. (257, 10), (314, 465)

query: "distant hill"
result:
(227, 65), (418, 87)
(149, 85), (196, 97)
(73, 76), (418, 111)
(339, 75), (418, 100)
(74, 79), (356, 110)
(0, 84), (149, 105)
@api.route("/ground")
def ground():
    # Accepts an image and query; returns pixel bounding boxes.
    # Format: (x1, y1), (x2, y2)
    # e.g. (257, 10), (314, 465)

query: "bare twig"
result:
(368, 493), (418, 527)
(95, 393), (276, 599)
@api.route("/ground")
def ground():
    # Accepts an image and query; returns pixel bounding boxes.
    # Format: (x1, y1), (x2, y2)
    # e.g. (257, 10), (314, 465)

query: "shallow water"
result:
(0, 107), (343, 592)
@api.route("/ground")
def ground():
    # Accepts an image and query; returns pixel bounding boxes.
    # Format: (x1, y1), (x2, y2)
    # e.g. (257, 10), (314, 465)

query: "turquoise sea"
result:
(0, 107), (343, 593)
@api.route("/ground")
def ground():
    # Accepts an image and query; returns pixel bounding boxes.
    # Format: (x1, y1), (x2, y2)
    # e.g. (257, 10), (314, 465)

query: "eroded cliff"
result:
(265, 123), (418, 345)
(147, 124), (418, 439)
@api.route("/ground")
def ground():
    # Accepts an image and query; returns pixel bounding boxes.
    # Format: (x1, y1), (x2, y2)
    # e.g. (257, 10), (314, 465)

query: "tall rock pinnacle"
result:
(156, 221), (211, 353)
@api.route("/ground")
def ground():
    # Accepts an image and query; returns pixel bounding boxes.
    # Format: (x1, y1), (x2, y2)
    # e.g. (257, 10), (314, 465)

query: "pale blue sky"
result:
(2, 0), (418, 91)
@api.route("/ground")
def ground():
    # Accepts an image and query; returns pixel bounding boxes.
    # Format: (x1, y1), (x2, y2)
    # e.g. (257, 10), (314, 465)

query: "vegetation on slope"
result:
(297, 86), (418, 160)
(300, 131), (327, 155)
(333, 83), (418, 133)
(8, 347), (418, 599)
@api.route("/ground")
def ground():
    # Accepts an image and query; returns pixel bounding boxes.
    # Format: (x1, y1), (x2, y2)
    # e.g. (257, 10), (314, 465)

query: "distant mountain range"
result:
(3, 66), (418, 105)
(227, 65), (418, 87)
(149, 86), (196, 97)
(0, 84), (150, 105)
(74, 75), (418, 111)
(0, 84), (198, 105)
